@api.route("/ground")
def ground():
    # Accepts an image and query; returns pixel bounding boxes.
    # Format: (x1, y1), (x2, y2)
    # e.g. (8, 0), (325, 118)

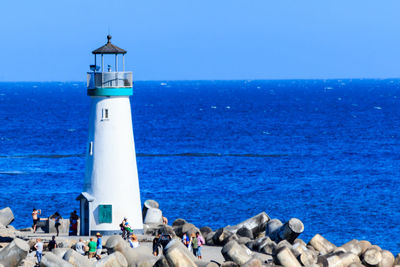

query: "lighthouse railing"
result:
(87, 72), (133, 89)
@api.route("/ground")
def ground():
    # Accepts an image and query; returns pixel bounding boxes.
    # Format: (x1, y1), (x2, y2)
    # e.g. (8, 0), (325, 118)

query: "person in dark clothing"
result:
(157, 233), (172, 253)
(48, 236), (57, 251)
(152, 234), (160, 256)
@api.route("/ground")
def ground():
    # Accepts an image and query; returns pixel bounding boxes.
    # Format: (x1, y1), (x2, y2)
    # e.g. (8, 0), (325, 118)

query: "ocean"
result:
(0, 79), (399, 253)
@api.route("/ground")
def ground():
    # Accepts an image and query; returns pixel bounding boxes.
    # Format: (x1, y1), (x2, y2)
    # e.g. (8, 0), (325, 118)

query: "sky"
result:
(1, 0), (400, 81)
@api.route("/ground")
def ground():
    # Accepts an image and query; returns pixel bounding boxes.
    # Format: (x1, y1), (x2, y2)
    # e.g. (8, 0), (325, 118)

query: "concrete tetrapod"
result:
(142, 199), (160, 220)
(363, 247), (383, 267)
(95, 251), (128, 267)
(63, 248), (94, 267)
(105, 235), (129, 254)
(40, 252), (74, 267)
(0, 207), (14, 227)
(242, 258), (263, 267)
(278, 218), (304, 244)
(221, 240), (252, 266)
(308, 234), (336, 255)
(143, 208), (163, 225)
(324, 252), (361, 267)
(340, 240), (362, 257)
(0, 238), (29, 267)
(52, 248), (69, 258)
(275, 246), (302, 267)
(119, 246), (157, 267)
(266, 219), (283, 242)
(226, 212), (270, 237)
(379, 250), (395, 267)
(163, 239), (197, 267)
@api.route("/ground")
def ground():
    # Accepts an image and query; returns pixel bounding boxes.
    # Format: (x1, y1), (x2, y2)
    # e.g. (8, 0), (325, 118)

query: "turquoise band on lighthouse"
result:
(87, 87), (133, 96)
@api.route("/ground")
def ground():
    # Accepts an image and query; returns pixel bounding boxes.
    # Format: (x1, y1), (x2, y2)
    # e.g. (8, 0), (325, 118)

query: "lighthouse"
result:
(77, 35), (143, 235)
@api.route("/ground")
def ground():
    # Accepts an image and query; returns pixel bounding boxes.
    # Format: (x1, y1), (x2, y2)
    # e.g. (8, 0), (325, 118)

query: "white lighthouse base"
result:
(78, 96), (143, 236)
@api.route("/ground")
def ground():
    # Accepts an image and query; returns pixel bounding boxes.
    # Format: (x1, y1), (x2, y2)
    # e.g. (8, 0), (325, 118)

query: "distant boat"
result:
(324, 86), (334, 91)
(160, 82), (167, 86)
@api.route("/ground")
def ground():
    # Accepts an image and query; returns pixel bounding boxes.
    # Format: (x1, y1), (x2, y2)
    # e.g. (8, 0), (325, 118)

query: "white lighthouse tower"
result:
(77, 35), (143, 235)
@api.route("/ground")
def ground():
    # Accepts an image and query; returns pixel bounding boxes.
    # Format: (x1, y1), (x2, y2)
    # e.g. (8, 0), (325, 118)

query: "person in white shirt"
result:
(75, 238), (86, 255)
(34, 238), (43, 265)
(129, 234), (140, 248)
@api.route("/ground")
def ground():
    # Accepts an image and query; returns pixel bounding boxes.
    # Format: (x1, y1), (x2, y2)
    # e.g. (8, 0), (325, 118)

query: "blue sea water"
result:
(0, 80), (399, 253)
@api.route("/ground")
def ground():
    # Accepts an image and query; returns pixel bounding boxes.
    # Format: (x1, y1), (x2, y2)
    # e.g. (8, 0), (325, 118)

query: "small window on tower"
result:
(89, 141), (93, 155)
(102, 108), (109, 120)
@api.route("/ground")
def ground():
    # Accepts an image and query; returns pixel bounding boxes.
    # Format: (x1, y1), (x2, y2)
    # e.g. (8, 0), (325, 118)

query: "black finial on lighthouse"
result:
(107, 35), (112, 43)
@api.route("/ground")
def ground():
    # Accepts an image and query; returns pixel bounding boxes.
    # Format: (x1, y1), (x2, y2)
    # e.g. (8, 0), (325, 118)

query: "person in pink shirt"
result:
(196, 232), (205, 259)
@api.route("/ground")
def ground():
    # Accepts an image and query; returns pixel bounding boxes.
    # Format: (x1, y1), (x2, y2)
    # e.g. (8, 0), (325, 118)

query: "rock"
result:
(153, 256), (170, 267)
(308, 234), (336, 255)
(0, 207), (14, 227)
(379, 250), (394, 267)
(242, 258), (262, 267)
(0, 238), (29, 267)
(105, 235), (129, 254)
(275, 240), (292, 252)
(325, 252), (361, 267)
(362, 247), (382, 267)
(163, 239), (197, 267)
(228, 212), (270, 237)
(340, 240), (362, 256)
(142, 199), (160, 220)
(63, 249), (93, 267)
(395, 253), (400, 265)
(176, 223), (200, 237)
(120, 246), (157, 267)
(266, 219), (283, 242)
(221, 261), (239, 267)
(258, 237), (276, 255)
(359, 241), (372, 254)
(221, 240), (252, 266)
(238, 237), (252, 245)
(206, 232), (215, 246)
(213, 228), (238, 246)
(236, 227), (254, 240)
(40, 252), (74, 267)
(277, 218), (304, 244)
(144, 208), (163, 225)
(275, 246), (302, 267)
(195, 261), (220, 267)
(200, 226), (213, 237)
(48, 219), (70, 235)
(172, 218), (187, 227)
(95, 251), (128, 267)
(298, 250), (317, 266)
(251, 251), (273, 264)
(158, 224), (176, 237)
(52, 248), (69, 258)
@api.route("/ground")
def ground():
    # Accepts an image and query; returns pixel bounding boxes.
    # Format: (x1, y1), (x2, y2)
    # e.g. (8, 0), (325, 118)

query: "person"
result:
(157, 232), (172, 254)
(129, 234), (140, 248)
(182, 233), (190, 249)
(162, 216), (168, 225)
(34, 238), (43, 265)
(152, 234), (160, 256)
(120, 218), (128, 239)
(191, 233), (198, 257)
(50, 212), (62, 236)
(88, 237), (97, 259)
(196, 232), (205, 259)
(32, 209), (42, 233)
(122, 218), (133, 239)
(69, 210), (79, 236)
(75, 238), (86, 255)
(48, 235), (57, 251)
(96, 233), (103, 259)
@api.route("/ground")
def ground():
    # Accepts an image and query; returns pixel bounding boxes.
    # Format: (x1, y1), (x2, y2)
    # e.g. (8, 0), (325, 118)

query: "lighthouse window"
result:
(102, 108), (109, 120)
(89, 141), (93, 155)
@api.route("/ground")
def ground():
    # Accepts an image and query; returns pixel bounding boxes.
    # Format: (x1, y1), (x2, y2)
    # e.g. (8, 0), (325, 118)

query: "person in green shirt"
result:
(191, 233), (199, 256)
(88, 237), (97, 259)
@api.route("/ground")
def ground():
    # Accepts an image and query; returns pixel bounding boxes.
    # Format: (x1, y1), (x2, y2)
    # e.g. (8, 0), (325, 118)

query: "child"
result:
(96, 233), (103, 259)
(88, 237), (96, 259)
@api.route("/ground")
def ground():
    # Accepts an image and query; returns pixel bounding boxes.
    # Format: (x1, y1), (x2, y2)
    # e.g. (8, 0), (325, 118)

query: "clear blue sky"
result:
(1, 0), (400, 81)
